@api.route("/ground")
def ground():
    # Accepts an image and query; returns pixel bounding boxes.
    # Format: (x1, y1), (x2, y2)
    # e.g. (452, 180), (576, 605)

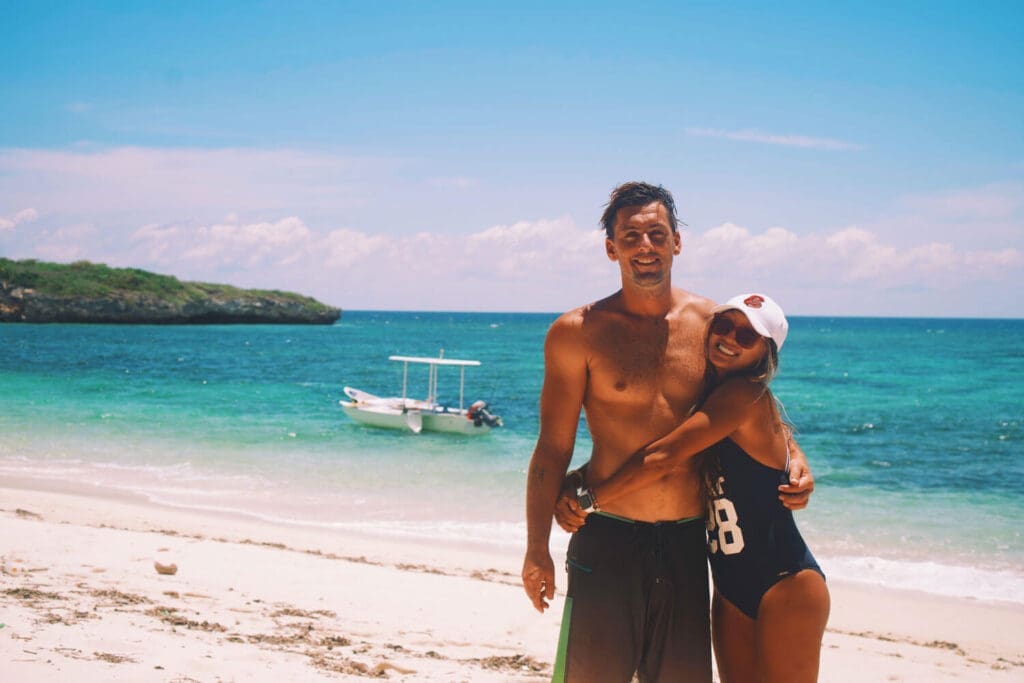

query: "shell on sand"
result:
(154, 560), (178, 575)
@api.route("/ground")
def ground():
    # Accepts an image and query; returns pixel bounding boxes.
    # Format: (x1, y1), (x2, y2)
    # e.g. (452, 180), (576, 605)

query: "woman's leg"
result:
(755, 569), (830, 683)
(711, 590), (758, 683)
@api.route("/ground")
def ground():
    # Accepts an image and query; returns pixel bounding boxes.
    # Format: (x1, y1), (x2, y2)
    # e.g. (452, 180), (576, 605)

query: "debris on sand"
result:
(154, 561), (178, 576)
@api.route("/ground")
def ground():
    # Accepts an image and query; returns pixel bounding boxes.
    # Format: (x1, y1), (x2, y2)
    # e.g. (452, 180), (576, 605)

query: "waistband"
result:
(593, 511), (704, 528)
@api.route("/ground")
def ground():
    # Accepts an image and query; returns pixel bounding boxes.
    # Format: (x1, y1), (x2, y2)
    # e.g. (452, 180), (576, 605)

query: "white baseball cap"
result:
(712, 293), (789, 351)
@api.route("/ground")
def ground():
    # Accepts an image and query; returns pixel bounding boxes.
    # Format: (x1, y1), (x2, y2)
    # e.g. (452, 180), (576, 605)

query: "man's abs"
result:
(586, 437), (706, 522)
(600, 468), (705, 521)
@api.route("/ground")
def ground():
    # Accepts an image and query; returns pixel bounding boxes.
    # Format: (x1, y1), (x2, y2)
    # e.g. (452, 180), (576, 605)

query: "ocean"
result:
(1, 313), (1022, 605)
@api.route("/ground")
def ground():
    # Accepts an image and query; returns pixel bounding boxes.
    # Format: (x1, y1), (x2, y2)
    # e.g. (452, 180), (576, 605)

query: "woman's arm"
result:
(590, 377), (766, 509)
(552, 463), (589, 533)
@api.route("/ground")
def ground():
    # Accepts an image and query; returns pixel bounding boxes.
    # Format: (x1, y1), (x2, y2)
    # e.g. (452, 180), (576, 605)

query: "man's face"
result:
(605, 201), (681, 288)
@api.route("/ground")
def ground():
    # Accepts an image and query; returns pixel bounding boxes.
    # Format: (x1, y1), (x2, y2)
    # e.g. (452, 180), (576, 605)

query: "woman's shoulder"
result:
(714, 376), (770, 407)
(728, 389), (789, 469)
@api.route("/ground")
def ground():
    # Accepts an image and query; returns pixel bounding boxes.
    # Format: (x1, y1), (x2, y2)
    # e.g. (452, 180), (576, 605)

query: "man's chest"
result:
(586, 323), (706, 410)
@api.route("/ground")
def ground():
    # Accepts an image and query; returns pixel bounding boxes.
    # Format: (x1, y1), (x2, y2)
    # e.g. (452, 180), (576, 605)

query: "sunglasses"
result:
(711, 315), (763, 349)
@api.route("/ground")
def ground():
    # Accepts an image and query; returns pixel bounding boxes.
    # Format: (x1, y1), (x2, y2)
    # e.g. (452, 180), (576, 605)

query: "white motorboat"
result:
(340, 354), (503, 435)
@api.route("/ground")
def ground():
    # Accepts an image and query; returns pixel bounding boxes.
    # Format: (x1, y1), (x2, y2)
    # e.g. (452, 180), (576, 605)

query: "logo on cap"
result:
(743, 295), (765, 309)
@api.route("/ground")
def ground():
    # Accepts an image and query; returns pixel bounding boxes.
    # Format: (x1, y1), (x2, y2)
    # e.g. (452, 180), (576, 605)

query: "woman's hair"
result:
(697, 313), (787, 501)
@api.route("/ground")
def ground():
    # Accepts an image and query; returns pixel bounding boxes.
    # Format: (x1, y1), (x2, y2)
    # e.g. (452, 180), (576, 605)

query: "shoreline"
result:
(2, 482), (1023, 681)
(4, 469), (1021, 604)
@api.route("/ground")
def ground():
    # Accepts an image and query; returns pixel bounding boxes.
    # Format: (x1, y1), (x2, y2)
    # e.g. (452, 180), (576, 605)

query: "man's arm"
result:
(522, 314), (588, 613)
(779, 432), (814, 510)
(588, 377), (764, 509)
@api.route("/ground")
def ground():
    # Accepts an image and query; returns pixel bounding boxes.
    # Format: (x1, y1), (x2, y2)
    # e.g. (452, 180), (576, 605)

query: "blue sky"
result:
(2, 1), (1022, 316)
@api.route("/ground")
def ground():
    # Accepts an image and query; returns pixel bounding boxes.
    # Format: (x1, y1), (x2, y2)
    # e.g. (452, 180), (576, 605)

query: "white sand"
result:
(1, 482), (1021, 682)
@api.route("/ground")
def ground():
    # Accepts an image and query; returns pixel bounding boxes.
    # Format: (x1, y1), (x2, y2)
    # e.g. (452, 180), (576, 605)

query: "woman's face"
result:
(706, 310), (768, 374)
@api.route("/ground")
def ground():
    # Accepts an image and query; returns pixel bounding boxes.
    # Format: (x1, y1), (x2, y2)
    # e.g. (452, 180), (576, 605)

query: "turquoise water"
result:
(1, 313), (1022, 604)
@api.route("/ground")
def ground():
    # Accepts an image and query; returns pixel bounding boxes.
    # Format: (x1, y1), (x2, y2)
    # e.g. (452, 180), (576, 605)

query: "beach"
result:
(5, 0), (1023, 677)
(3, 481), (1021, 682)
(1, 316), (1022, 680)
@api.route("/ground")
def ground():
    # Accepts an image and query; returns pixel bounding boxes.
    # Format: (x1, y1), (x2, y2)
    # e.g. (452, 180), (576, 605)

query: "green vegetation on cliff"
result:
(0, 258), (341, 324)
(0, 258), (330, 308)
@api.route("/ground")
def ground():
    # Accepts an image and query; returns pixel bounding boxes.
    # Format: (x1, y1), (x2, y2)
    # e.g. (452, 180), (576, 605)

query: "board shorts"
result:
(553, 512), (712, 683)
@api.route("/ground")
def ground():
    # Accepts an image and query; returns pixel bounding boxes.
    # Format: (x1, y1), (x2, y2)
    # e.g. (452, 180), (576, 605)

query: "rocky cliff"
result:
(0, 260), (341, 325)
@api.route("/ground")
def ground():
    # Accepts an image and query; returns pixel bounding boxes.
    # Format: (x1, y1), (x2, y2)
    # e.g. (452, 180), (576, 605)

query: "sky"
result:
(1, 1), (1022, 317)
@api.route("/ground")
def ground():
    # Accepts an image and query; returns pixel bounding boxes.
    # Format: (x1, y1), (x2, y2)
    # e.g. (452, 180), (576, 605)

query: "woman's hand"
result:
(640, 448), (671, 465)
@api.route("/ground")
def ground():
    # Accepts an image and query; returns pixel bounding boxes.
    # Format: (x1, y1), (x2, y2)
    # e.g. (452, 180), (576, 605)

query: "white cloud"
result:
(881, 182), (1024, 250)
(6, 206), (1023, 314)
(1, 144), (1019, 315)
(686, 127), (864, 151)
(320, 216), (606, 285)
(901, 182), (1023, 220)
(687, 223), (800, 271)
(33, 224), (98, 262)
(468, 217), (604, 276)
(118, 213), (614, 310)
(0, 207), (39, 232)
(130, 223), (184, 264)
(964, 248), (1024, 269)
(131, 217), (315, 269)
(682, 222), (1022, 290)
(321, 229), (389, 268)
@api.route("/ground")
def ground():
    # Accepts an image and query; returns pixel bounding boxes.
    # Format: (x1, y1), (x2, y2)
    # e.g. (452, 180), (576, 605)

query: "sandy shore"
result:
(1, 482), (1022, 682)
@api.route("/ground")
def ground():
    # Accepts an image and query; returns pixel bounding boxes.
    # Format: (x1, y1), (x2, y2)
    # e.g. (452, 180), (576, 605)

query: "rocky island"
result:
(0, 258), (341, 324)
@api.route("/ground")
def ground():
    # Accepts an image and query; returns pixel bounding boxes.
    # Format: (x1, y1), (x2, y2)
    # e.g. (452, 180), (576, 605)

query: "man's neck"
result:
(618, 284), (677, 319)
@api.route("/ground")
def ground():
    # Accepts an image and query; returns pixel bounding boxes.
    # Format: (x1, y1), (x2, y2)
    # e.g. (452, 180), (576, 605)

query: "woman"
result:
(556, 293), (829, 683)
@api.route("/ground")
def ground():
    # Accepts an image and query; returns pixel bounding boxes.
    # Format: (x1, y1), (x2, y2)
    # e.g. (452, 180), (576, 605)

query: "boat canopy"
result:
(388, 353), (481, 407)
(388, 355), (480, 367)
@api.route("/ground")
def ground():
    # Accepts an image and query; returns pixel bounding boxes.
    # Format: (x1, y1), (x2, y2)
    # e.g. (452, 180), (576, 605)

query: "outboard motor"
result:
(468, 400), (503, 428)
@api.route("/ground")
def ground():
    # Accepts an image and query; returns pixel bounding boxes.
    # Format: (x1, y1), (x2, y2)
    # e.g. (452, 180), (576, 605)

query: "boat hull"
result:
(339, 355), (502, 436)
(340, 401), (495, 435)
(421, 410), (495, 435)
(340, 403), (424, 433)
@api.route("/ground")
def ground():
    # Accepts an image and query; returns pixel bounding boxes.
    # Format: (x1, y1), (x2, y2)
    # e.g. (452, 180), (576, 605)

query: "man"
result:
(521, 182), (813, 682)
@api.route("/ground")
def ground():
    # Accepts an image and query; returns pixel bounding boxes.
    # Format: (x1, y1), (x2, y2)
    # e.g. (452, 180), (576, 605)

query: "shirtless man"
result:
(521, 182), (813, 682)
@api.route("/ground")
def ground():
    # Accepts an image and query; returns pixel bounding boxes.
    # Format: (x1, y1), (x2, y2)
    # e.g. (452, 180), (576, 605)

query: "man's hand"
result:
(779, 454), (814, 510)
(522, 549), (556, 613)
(554, 487), (588, 533)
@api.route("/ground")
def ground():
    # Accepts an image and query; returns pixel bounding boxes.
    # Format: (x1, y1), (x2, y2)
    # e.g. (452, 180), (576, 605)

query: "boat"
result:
(340, 354), (503, 435)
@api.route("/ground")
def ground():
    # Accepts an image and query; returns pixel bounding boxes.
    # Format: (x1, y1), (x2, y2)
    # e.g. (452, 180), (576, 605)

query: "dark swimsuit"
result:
(706, 438), (824, 619)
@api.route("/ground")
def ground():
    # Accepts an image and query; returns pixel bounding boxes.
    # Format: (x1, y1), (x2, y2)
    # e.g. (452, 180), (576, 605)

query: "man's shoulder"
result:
(546, 306), (587, 345)
(671, 288), (717, 319)
(546, 295), (625, 347)
(552, 292), (625, 326)
(552, 289), (714, 329)
(550, 305), (587, 329)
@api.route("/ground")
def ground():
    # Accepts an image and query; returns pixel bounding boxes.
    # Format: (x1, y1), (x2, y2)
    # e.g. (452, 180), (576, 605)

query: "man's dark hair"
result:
(600, 181), (680, 239)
